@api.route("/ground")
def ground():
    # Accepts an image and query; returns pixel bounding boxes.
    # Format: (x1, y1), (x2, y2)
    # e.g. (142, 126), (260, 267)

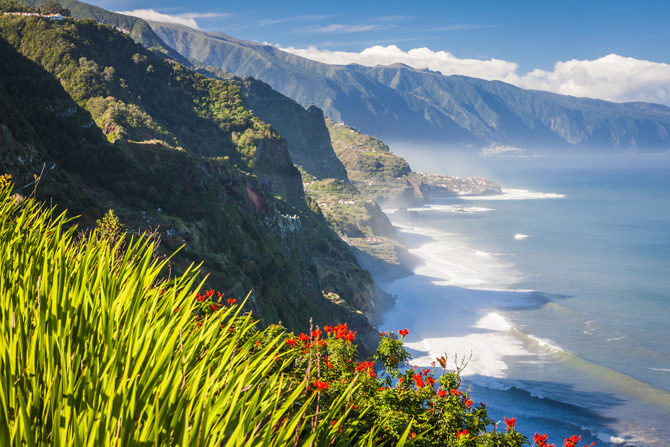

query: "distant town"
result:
(3, 11), (64, 20)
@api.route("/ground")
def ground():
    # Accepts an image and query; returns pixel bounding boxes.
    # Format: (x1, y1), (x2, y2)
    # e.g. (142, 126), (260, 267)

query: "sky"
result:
(88, 0), (670, 105)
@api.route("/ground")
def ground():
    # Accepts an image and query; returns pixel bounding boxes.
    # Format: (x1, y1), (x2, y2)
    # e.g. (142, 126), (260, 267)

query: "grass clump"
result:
(0, 182), (325, 446)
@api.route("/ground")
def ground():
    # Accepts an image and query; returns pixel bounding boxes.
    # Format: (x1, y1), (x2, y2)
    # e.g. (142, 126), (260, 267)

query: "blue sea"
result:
(378, 154), (670, 446)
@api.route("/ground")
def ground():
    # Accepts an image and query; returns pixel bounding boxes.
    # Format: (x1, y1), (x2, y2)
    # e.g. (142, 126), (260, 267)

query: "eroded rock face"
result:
(252, 136), (304, 206)
(240, 77), (349, 181)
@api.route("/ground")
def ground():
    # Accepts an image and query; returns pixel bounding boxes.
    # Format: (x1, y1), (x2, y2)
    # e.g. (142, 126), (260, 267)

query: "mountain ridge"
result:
(148, 20), (670, 154)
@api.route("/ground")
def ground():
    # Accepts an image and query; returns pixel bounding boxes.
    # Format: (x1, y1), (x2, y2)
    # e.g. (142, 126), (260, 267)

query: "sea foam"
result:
(379, 223), (536, 379)
(464, 188), (565, 200)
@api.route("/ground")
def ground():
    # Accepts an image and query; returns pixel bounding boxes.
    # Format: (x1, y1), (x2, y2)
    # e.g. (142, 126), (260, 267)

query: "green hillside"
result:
(200, 66), (350, 182)
(0, 7), (382, 347)
(18, 0), (191, 64)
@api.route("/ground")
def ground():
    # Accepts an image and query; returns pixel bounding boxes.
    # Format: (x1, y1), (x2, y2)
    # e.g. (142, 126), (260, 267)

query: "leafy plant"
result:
(95, 208), (123, 241)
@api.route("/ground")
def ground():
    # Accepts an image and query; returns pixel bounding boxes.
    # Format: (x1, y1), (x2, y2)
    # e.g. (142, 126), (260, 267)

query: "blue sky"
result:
(90, 0), (670, 105)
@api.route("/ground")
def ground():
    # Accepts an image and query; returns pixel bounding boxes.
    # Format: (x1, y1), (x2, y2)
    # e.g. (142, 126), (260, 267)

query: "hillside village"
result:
(3, 11), (62, 18)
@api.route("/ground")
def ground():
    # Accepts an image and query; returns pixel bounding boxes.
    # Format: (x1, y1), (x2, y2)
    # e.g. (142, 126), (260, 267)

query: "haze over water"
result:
(378, 153), (670, 447)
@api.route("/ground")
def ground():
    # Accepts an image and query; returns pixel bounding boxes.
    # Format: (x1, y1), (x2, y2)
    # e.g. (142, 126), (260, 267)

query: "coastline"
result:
(370, 188), (670, 447)
(373, 219), (534, 379)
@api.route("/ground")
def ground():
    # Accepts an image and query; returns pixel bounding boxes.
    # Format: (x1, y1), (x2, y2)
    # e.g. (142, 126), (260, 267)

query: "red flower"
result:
(425, 377), (435, 387)
(286, 338), (297, 347)
(437, 389), (447, 398)
(398, 328), (409, 337)
(227, 298), (237, 305)
(534, 433), (555, 447)
(299, 333), (309, 343)
(333, 323), (349, 339)
(343, 330), (356, 342)
(504, 416), (516, 431)
(311, 329), (322, 339)
(413, 373), (425, 388)
(313, 380), (330, 390)
(457, 429), (469, 439)
(564, 436), (581, 447)
(356, 360), (375, 372)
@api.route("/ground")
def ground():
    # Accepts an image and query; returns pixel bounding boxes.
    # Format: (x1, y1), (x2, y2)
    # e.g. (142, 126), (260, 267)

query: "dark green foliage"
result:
(0, 10), (382, 344)
(0, 0), (29, 12)
(18, 0), (190, 63)
(38, 0), (68, 15)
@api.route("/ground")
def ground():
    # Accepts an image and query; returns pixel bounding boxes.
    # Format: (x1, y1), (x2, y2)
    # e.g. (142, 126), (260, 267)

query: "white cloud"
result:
(280, 45), (518, 80)
(280, 45), (670, 105)
(116, 9), (201, 29)
(503, 54), (670, 105)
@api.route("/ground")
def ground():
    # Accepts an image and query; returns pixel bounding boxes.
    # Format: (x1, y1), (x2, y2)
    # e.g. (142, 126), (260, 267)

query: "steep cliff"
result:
(0, 11), (380, 350)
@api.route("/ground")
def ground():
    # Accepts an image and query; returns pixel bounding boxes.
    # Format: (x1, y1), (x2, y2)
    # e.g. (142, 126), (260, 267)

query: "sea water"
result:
(378, 155), (670, 446)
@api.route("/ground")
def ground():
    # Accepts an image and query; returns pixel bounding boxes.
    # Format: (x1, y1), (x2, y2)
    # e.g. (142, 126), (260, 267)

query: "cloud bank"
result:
(117, 9), (200, 28)
(281, 45), (670, 105)
(282, 45), (516, 79)
(505, 54), (670, 105)
(116, 9), (231, 30)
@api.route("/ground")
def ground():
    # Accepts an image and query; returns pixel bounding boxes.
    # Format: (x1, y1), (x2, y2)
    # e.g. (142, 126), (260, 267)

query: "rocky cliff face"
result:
(236, 75), (349, 181)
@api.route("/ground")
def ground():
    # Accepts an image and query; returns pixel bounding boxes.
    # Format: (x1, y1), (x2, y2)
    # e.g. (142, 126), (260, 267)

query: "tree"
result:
(38, 0), (69, 16)
(0, 0), (30, 13)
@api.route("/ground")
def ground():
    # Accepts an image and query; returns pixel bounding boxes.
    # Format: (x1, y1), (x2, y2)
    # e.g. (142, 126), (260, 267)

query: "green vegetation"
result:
(0, 0), (30, 12)
(0, 183), (533, 446)
(37, 0), (68, 15)
(326, 118), (426, 208)
(0, 5), (383, 345)
(18, 0), (189, 62)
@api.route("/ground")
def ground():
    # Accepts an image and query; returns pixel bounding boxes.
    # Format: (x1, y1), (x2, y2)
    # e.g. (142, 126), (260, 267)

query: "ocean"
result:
(377, 154), (670, 447)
